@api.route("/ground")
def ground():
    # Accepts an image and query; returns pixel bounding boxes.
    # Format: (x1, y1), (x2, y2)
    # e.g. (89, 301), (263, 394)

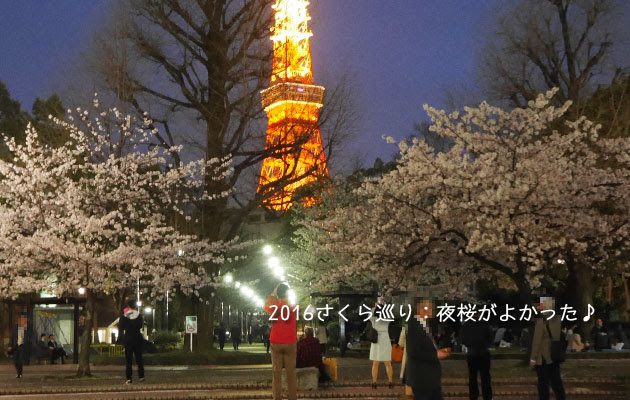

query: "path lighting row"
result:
(262, 244), (296, 305)
(222, 272), (264, 308)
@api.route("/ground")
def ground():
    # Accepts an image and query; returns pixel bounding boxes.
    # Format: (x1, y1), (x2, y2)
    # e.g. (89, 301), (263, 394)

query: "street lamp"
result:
(273, 265), (284, 278)
(268, 257), (280, 269)
(263, 245), (273, 255)
(288, 289), (297, 305)
(224, 273), (233, 284)
(78, 287), (86, 295)
(235, 281), (241, 289)
(241, 286), (254, 298)
(144, 307), (152, 314)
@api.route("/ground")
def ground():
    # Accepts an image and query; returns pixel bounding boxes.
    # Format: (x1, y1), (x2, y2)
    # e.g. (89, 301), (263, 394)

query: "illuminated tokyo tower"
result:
(258, 0), (329, 211)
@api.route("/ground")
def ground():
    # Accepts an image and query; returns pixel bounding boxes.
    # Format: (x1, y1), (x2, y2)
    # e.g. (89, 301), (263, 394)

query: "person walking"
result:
(370, 301), (394, 389)
(264, 283), (298, 400)
(230, 323), (241, 350)
(218, 323), (226, 351)
(263, 324), (271, 354)
(316, 323), (328, 356)
(120, 300), (145, 384)
(460, 315), (493, 400)
(48, 334), (66, 364)
(405, 298), (450, 400)
(530, 297), (565, 400)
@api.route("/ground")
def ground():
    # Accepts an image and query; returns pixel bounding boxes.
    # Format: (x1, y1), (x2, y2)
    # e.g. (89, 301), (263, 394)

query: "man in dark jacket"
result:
(7, 337), (24, 378)
(120, 300), (145, 384)
(35, 333), (51, 360)
(218, 323), (227, 350)
(230, 324), (241, 350)
(590, 318), (609, 350)
(406, 299), (449, 400)
(48, 334), (66, 364)
(460, 317), (493, 400)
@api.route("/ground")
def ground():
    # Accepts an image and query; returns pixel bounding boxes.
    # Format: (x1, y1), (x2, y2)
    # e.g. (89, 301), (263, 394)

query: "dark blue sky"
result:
(1, 0), (502, 165)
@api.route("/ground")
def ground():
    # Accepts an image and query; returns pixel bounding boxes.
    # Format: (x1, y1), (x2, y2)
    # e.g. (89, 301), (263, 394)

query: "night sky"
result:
(2, 0), (506, 165)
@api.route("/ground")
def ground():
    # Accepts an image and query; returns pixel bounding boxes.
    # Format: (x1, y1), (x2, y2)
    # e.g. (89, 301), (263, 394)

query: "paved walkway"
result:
(0, 358), (627, 399)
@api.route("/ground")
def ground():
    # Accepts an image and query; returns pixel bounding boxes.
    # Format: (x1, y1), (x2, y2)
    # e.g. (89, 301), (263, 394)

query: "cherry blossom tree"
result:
(304, 90), (630, 323)
(0, 99), (234, 376)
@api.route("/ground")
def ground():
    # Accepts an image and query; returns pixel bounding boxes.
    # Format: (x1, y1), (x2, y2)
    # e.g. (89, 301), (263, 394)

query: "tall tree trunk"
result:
(622, 275), (630, 322)
(77, 290), (95, 377)
(187, 288), (216, 352)
(0, 299), (5, 360)
(605, 277), (613, 304)
(513, 262), (532, 306)
(568, 261), (597, 339)
(92, 306), (100, 344)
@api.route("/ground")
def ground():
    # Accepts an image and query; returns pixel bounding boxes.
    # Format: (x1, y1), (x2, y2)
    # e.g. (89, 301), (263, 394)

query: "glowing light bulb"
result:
(273, 266), (285, 278)
(263, 245), (273, 255)
(268, 257), (280, 269)
(288, 289), (297, 305)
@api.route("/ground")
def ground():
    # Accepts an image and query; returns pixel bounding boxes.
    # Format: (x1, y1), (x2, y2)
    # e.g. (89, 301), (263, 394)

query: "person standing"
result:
(398, 324), (413, 398)
(460, 316), (493, 400)
(530, 297), (565, 400)
(405, 298), (449, 400)
(120, 300), (145, 384)
(48, 334), (66, 364)
(230, 323), (241, 350)
(218, 323), (226, 350)
(264, 283), (298, 400)
(7, 337), (24, 378)
(370, 301), (394, 389)
(262, 324), (271, 354)
(316, 323), (328, 356)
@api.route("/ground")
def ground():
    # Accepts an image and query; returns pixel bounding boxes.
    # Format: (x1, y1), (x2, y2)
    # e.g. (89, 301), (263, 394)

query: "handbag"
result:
(322, 357), (338, 381)
(364, 322), (378, 344)
(391, 343), (403, 362)
(545, 320), (567, 363)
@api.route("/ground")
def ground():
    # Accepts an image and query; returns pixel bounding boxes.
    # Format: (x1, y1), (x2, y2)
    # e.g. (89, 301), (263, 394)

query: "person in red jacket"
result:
(264, 283), (297, 400)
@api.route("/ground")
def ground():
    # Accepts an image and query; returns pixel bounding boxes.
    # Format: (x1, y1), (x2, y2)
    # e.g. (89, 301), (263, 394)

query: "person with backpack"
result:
(120, 300), (145, 384)
(530, 297), (565, 400)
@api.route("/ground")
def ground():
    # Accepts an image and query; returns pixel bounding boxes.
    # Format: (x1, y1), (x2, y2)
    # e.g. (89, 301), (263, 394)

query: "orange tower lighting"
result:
(257, 0), (329, 211)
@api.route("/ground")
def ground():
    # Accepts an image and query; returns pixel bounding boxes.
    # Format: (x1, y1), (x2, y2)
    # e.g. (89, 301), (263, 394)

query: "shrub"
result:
(152, 331), (181, 352)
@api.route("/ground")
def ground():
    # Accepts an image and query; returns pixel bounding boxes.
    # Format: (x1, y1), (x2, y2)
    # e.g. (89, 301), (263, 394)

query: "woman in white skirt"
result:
(370, 302), (394, 389)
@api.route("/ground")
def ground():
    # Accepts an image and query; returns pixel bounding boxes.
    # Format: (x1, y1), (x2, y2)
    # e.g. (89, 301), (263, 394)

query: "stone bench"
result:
(282, 367), (319, 391)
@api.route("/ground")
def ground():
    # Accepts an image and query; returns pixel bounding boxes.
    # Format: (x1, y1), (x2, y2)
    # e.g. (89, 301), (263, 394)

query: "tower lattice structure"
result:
(258, 0), (329, 211)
